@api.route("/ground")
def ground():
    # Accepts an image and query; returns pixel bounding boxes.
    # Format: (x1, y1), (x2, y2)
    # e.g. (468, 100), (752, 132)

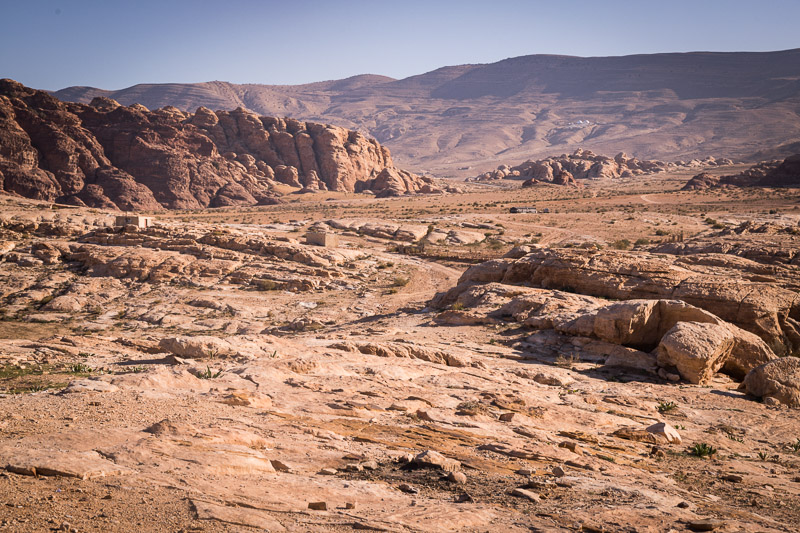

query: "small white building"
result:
(306, 231), (338, 247)
(115, 215), (153, 228)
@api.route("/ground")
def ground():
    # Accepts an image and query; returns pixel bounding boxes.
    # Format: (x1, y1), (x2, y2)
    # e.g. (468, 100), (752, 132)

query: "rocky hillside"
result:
(54, 49), (800, 175)
(0, 79), (436, 210)
(683, 154), (800, 190)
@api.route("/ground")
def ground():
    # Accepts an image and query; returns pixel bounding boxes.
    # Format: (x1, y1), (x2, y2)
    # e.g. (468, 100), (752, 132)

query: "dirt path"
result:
(639, 194), (659, 204)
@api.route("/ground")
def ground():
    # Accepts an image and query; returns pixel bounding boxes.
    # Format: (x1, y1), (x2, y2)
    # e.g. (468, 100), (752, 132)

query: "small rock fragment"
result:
(558, 441), (583, 455)
(525, 479), (555, 490)
(270, 460), (292, 473)
(318, 468), (337, 475)
(454, 492), (474, 503)
(688, 519), (723, 531)
(658, 368), (681, 382)
(720, 473), (743, 483)
(447, 471), (467, 484)
(646, 422), (682, 444)
(611, 427), (660, 444)
(399, 483), (418, 494)
(308, 501), (328, 511)
(551, 465), (566, 477)
(395, 453), (414, 464)
(415, 409), (435, 421)
(510, 488), (540, 502)
(410, 450), (460, 472)
(345, 502), (357, 510)
(650, 446), (666, 459)
(499, 412), (515, 422)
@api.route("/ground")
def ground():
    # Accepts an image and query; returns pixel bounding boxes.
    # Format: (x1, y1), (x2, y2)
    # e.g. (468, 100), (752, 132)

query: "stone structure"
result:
(306, 231), (339, 248)
(114, 215), (152, 229)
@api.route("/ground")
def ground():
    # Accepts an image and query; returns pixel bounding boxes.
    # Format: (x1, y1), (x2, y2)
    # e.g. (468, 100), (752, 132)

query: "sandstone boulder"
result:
(491, 248), (798, 356)
(656, 322), (735, 384)
(743, 357), (800, 407)
(159, 336), (234, 359)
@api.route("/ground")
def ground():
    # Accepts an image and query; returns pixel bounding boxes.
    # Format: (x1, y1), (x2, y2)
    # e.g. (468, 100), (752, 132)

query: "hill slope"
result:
(54, 50), (800, 176)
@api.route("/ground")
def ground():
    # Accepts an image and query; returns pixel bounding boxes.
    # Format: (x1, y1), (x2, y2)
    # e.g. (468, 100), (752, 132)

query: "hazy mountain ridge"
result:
(54, 49), (800, 176)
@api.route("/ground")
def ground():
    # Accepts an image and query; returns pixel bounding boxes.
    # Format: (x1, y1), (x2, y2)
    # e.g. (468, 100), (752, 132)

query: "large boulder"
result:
(743, 357), (800, 407)
(725, 328), (778, 380)
(159, 336), (234, 359)
(656, 322), (735, 384)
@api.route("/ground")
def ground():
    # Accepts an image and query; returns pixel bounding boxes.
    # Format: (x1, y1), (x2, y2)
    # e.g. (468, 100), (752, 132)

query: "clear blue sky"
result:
(2, 0), (799, 90)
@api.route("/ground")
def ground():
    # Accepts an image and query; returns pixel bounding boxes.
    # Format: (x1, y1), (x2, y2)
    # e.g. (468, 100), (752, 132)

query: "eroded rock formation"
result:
(432, 248), (800, 358)
(0, 79), (437, 210)
(682, 154), (800, 190)
(471, 149), (733, 185)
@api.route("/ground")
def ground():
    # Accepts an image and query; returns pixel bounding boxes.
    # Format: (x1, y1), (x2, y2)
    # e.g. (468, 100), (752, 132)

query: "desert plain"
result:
(1, 164), (800, 532)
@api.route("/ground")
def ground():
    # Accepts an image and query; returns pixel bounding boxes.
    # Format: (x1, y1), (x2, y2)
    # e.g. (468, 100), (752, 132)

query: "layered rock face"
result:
(0, 79), (435, 210)
(471, 149), (734, 185)
(430, 277), (776, 385)
(682, 154), (800, 190)
(652, 220), (800, 265)
(433, 248), (800, 357)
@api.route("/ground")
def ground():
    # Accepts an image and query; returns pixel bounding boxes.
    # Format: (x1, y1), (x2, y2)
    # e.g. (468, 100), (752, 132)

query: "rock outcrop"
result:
(432, 278), (775, 384)
(682, 155), (800, 190)
(469, 149), (658, 183)
(471, 149), (734, 185)
(433, 248), (799, 358)
(651, 221), (800, 267)
(0, 79), (436, 210)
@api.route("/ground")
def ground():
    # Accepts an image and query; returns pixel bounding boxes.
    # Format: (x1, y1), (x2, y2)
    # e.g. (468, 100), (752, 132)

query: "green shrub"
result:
(196, 366), (223, 379)
(690, 443), (717, 458)
(657, 401), (677, 413)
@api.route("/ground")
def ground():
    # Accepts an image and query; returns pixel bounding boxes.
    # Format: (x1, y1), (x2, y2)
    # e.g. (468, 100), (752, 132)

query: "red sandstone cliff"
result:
(0, 79), (437, 210)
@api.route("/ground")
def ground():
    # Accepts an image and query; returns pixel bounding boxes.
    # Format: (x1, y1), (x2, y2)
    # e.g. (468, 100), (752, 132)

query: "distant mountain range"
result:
(54, 49), (800, 177)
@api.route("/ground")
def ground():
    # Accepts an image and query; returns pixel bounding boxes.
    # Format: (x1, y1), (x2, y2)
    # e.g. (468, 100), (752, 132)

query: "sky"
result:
(1, 0), (799, 90)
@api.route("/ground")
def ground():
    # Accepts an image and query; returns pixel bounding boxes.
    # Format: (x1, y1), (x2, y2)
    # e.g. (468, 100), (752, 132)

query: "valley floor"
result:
(1, 174), (800, 532)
